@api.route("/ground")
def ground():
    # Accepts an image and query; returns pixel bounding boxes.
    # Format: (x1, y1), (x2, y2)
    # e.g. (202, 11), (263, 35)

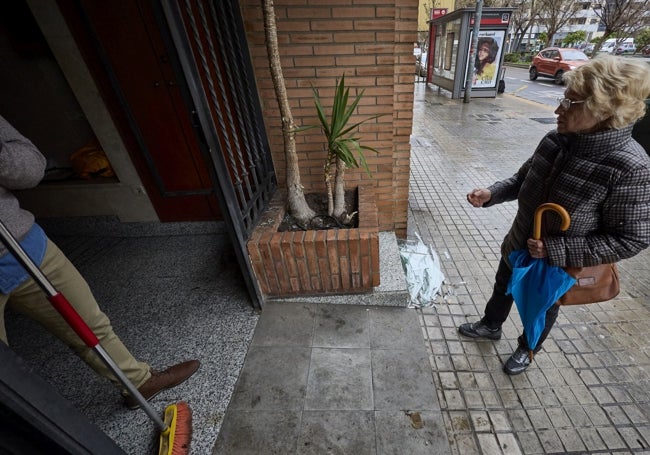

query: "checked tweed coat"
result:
(485, 125), (650, 268)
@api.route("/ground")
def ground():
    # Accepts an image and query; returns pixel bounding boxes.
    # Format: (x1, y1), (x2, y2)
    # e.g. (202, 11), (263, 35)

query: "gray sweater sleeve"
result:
(0, 114), (47, 253)
(0, 114), (46, 189)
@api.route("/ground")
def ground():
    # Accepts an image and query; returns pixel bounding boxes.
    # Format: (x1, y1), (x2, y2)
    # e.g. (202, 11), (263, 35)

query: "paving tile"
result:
(617, 426), (647, 450)
(372, 348), (438, 410)
(451, 354), (471, 371)
(304, 347), (373, 411)
(635, 425), (650, 448)
(476, 433), (501, 454)
(553, 386), (578, 405)
(469, 411), (491, 432)
(597, 426), (628, 449)
(212, 410), (300, 454)
(444, 389), (466, 410)
(448, 410), (472, 433)
(369, 307), (424, 350)
(451, 433), (480, 454)
(534, 387), (560, 407)
(296, 410), (375, 455)
(375, 410), (450, 455)
(577, 426), (608, 451)
(228, 346), (311, 411)
(439, 371), (460, 389)
(556, 428), (586, 452)
(312, 305), (370, 348)
(481, 390), (502, 408)
(536, 428), (564, 452)
(565, 405), (592, 427)
(488, 410), (511, 432)
(545, 407), (571, 428)
(495, 433), (522, 455)
(250, 303), (315, 347)
(606, 404), (631, 425)
(463, 390), (484, 409)
(583, 404), (612, 426)
(607, 384), (633, 402)
(507, 409), (533, 431)
(515, 430), (544, 454)
(526, 408), (552, 430)
(590, 385), (615, 404)
(622, 403), (650, 424)
(498, 389), (522, 409)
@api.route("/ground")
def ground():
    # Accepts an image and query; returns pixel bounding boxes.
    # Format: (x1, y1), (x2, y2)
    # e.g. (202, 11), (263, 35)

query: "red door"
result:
(58, 0), (221, 221)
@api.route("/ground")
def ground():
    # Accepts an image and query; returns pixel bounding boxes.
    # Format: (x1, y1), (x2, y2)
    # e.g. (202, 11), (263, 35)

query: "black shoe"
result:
(458, 320), (502, 340)
(504, 346), (532, 375)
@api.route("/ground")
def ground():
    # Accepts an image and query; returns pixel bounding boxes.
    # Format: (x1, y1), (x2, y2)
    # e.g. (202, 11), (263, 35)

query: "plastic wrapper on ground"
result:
(398, 233), (446, 308)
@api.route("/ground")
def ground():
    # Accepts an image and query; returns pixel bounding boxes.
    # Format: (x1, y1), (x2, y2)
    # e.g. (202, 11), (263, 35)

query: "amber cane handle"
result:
(533, 203), (571, 240)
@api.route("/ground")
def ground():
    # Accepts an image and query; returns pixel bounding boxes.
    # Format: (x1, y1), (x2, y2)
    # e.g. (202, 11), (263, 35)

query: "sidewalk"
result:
(6, 84), (650, 454)
(410, 84), (650, 454)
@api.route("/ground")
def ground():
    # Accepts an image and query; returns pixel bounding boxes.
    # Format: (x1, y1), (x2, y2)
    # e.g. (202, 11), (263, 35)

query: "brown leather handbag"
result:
(558, 263), (620, 305)
(534, 204), (621, 306)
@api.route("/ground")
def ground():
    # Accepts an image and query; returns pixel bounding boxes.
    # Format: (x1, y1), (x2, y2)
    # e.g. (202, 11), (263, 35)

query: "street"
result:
(502, 64), (565, 108)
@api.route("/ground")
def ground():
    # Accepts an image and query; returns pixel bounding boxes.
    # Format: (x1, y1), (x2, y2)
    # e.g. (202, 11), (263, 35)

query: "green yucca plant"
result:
(312, 75), (380, 220)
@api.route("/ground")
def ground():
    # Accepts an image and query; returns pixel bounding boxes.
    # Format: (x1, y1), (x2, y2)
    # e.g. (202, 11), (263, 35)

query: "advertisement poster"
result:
(469, 30), (505, 89)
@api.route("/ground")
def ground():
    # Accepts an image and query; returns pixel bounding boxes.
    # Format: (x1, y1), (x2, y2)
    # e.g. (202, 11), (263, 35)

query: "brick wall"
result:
(240, 0), (418, 237)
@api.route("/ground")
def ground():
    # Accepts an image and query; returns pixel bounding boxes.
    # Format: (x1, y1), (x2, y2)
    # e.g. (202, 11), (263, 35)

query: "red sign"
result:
(431, 8), (448, 20)
(470, 11), (511, 26)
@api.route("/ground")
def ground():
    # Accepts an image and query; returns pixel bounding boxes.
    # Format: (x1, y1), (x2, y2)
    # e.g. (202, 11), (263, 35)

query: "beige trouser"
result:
(0, 239), (151, 391)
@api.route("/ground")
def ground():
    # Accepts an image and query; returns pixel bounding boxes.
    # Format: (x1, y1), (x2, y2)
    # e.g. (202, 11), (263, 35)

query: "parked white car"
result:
(615, 43), (636, 55)
(600, 38), (634, 54)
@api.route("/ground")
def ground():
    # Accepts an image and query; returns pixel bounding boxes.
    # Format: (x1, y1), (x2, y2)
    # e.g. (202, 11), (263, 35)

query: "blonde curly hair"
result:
(563, 54), (650, 129)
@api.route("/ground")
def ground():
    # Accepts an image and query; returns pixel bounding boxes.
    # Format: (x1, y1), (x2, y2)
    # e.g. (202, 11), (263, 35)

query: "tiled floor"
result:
(213, 302), (450, 454)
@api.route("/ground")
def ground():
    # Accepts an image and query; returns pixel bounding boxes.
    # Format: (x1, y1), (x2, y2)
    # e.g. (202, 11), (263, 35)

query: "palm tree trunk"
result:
(262, 0), (314, 223)
(332, 157), (346, 218)
(325, 154), (335, 216)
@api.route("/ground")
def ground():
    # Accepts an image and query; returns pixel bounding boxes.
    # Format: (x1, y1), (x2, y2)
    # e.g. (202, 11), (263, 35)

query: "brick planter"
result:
(247, 186), (380, 298)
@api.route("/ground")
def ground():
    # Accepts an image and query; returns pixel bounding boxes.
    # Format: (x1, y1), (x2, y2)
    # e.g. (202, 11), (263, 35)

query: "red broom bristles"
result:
(159, 401), (193, 455)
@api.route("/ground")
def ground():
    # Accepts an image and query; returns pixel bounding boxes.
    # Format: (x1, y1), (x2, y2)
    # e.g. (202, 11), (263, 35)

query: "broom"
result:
(0, 220), (192, 455)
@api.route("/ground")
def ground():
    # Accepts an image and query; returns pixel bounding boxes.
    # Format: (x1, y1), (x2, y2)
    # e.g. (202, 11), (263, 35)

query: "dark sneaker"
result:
(458, 320), (502, 340)
(504, 346), (532, 375)
(124, 359), (200, 409)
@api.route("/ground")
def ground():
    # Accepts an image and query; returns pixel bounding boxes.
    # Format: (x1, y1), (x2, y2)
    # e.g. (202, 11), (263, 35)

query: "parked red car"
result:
(529, 47), (590, 85)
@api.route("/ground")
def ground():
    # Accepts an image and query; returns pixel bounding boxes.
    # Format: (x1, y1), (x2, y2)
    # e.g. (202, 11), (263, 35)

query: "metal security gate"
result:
(161, 0), (277, 309)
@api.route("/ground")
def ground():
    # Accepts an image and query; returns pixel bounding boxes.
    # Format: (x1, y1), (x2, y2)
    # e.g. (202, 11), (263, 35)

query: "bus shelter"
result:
(426, 7), (515, 99)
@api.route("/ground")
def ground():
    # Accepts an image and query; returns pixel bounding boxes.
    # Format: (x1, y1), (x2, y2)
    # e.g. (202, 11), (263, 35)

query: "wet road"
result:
(503, 65), (564, 109)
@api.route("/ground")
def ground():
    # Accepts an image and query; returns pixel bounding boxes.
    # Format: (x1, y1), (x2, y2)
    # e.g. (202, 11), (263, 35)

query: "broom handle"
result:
(0, 221), (167, 432)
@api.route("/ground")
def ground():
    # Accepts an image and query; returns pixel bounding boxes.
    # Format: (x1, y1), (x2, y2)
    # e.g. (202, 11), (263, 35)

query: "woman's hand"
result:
(466, 188), (491, 207)
(527, 238), (548, 258)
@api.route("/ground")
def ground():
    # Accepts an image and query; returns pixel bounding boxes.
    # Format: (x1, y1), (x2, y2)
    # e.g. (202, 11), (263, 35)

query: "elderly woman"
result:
(459, 55), (650, 375)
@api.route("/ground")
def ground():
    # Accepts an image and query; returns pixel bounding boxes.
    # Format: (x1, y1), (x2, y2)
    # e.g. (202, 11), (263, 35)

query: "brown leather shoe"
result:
(124, 359), (200, 410)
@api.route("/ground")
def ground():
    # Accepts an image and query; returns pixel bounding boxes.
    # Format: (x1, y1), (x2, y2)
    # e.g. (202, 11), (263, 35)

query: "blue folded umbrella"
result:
(506, 203), (577, 354)
(507, 249), (576, 352)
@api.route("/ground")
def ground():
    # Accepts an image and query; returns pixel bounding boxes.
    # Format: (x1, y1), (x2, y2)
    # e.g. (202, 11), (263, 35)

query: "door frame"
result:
(160, 0), (277, 309)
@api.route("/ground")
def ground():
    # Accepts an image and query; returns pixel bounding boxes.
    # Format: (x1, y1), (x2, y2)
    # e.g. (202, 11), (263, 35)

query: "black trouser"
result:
(482, 257), (560, 352)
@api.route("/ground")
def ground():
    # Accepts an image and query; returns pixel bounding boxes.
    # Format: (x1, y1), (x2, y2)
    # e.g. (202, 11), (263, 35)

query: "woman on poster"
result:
(473, 37), (499, 86)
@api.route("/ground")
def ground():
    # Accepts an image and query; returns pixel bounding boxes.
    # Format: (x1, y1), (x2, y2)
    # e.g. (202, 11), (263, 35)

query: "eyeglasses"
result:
(557, 97), (586, 110)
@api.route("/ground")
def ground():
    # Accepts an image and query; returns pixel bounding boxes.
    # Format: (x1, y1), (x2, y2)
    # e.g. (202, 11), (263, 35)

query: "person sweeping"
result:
(0, 113), (198, 453)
